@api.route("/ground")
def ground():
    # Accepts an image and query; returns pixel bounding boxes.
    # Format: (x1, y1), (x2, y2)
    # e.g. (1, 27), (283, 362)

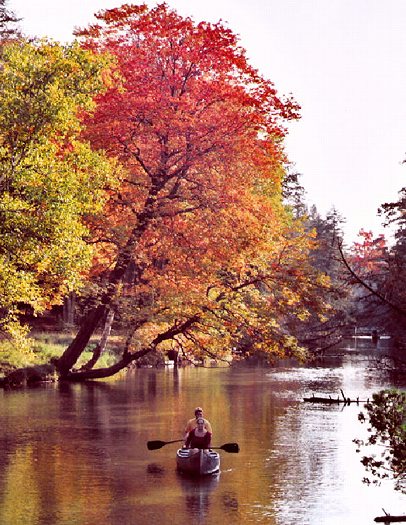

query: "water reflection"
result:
(147, 463), (166, 476)
(0, 339), (405, 524)
(177, 472), (220, 518)
(221, 491), (239, 513)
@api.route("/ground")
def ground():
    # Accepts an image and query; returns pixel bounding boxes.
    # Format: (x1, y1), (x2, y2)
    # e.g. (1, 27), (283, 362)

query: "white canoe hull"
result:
(176, 449), (220, 475)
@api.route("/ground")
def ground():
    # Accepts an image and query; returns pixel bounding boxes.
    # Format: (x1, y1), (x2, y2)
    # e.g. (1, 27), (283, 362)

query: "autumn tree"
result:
(0, 4), (333, 384)
(276, 193), (355, 354)
(281, 170), (353, 352)
(338, 230), (389, 331)
(0, 40), (117, 345)
(25, 2), (337, 384)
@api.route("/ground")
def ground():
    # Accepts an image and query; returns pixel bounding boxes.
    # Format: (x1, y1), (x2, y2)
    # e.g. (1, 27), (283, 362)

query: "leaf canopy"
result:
(0, 40), (118, 337)
(70, 3), (330, 362)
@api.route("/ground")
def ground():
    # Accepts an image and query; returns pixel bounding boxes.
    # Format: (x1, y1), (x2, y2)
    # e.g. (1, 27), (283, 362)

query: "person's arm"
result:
(205, 419), (213, 434)
(185, 430), (193, 448)
(184, 419), (192, 440)
(203, 432), (212, 449)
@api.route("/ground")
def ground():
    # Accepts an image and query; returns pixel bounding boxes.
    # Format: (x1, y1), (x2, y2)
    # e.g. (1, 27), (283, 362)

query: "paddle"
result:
(147, 440), (239, 453)
(147, 439), (185, 450)
(211, 443), (239, 453)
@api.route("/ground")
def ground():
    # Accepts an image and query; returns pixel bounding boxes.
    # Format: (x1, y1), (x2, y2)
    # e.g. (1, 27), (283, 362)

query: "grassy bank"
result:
(0, 331), (123, 378)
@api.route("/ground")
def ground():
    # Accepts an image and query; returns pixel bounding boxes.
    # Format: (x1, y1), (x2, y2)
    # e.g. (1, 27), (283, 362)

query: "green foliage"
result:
(0, 40), (117, 341)
(354, 389), (406, 493)
(275, 202), (353, 354)
(0, 338), (35, 373)
(31, 340), (117, 369)
(0, 331), (120, 377)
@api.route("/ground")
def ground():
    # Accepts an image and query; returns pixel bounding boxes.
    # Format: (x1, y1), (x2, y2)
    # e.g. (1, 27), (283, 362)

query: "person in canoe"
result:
(184, 406), (212, 439)
(184, 417), (212, 452)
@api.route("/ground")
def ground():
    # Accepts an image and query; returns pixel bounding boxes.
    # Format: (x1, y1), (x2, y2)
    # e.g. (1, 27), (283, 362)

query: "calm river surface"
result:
(0, 338), (405, 525)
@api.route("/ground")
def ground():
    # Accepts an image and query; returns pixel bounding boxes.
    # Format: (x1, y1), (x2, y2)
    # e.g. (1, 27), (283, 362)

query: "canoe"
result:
(176, 448), (220, 475)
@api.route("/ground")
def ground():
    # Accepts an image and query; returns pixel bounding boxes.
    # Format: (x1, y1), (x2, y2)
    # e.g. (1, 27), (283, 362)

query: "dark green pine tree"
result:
(378, 187), (406, 342)
(296, 205), (354, 352)
(283, 173), (353, 352)
(0, 0), (21, 41)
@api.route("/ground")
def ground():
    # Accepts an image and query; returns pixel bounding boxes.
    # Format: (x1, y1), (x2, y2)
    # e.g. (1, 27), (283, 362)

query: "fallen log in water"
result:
(303, 389), (368, 405)
(375, 515), (406, 522)
(303, 395), (364, 404)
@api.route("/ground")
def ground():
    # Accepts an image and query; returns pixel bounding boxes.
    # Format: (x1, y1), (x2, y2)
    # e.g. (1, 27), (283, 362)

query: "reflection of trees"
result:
(0, 435), (26, 523)
(0, 384), (118, 524)
(218, 370), (286, 522)
(266, 406), (339, 514)
(1, 440), (114, 524)
(0, 379), (163, 524)
(0, 370), (196, 525)
(2, 365), (395, 523)
(0, 368), (322, 523)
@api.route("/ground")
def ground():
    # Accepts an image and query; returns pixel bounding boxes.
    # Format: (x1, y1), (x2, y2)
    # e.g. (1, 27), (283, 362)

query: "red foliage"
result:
(350, 229), (387, 273)
(76, 3), (300, 279)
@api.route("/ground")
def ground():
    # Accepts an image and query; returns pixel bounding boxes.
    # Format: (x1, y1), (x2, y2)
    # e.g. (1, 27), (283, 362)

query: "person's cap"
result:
(194, 407), (203, 413)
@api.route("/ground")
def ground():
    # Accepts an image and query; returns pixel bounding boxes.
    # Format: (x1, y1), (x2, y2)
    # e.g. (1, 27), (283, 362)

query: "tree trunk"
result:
(63, 315), (200, 381)
(57, 304), (106, 376)
(62, 347), (148, 381)
(56, 188), (161, 376)
(79, 309), (115, 371)
(62, 291), (76, 326)
(374, 516), (406, 523)
(1, 314), (201, 388)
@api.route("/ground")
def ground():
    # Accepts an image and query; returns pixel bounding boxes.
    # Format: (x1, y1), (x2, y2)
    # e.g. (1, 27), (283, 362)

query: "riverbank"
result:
(0, 331), (121, 379)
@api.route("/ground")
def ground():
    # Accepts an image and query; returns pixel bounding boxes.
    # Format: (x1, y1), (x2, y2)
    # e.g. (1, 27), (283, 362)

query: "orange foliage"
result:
(67, 4), (327, 361)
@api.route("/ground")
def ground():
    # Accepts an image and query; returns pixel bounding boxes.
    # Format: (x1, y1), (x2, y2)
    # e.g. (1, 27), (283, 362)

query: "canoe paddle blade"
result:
(147, 439), (185, 450)
(219, 442), (239, 453)
(147, 440), (167, 450)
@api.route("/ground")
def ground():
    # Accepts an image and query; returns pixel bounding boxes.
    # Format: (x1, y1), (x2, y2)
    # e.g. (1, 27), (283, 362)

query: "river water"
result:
(0, 338), (405, 525)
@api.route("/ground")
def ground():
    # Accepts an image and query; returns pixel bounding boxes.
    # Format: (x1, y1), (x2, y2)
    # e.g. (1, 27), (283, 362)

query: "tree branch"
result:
(337, 240), (406, 318)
